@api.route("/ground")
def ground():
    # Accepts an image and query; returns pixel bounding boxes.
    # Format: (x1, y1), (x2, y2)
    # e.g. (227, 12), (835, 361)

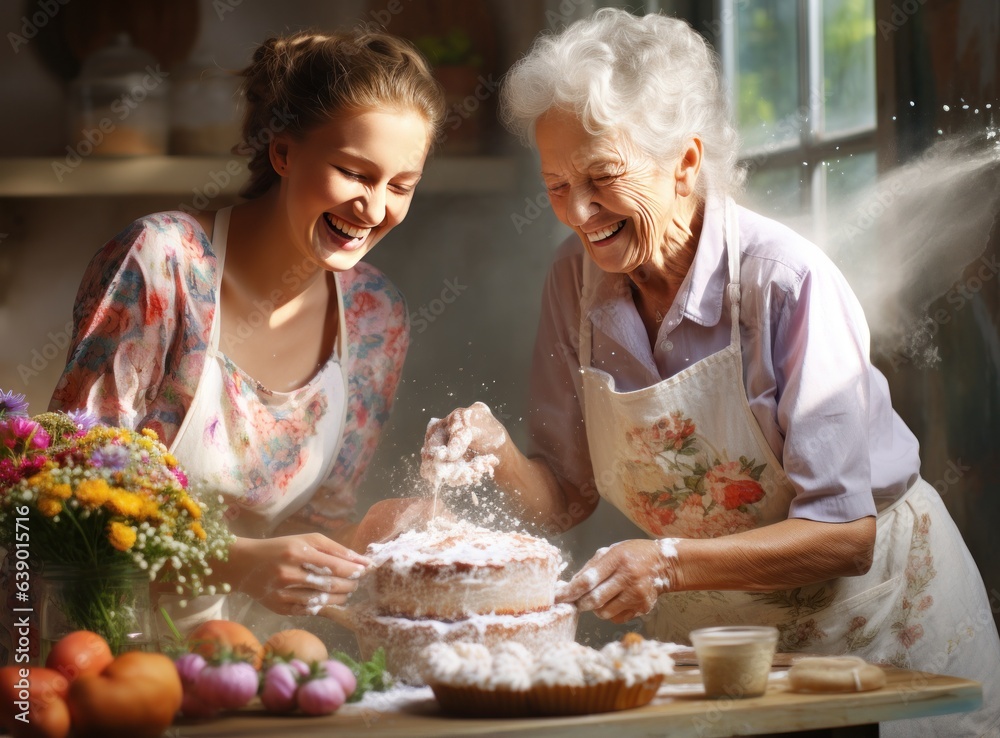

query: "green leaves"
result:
(332, 648), (390, 703)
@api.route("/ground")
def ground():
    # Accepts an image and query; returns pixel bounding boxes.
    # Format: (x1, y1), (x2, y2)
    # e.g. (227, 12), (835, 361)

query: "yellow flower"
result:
(162, 453), (178, 468)
(108, 521), (137, 551)
(139, 500), (162, 522)
(178, 495), (202, 519)
(37, 498), (62, 517)
(189, 522), (207, 540)
(141, 428), (159, 442)
(25, 473), (54, 497)
(103, 489), (161, 523)
(75, 478), (112, 507)
(49, 484), (73, 500)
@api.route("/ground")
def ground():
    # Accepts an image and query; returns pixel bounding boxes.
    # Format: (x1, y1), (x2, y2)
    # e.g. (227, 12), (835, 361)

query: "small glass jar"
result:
(68, 34), (169, 156)
(169, 60), (243, 155)
(40, 562), (154, 660)
(690, 625), (779, 699)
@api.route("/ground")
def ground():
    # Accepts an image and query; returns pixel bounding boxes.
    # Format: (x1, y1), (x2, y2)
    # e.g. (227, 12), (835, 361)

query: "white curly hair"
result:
(500, 8), (745, 197)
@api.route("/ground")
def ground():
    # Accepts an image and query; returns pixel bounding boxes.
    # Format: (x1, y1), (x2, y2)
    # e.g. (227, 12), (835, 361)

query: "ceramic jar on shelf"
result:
(68, 34), (170, 156)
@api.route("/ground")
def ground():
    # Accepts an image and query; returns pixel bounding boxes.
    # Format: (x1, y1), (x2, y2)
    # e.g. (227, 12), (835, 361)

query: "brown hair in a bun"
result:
(236, 28), (445, 200)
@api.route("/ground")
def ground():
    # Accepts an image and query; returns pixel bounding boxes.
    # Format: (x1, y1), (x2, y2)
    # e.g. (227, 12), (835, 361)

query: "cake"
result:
(353, 604), (578, 686)
(360, 519), (576, 685)
(367, 519), (565, 620)
(421, 633), (681, 716)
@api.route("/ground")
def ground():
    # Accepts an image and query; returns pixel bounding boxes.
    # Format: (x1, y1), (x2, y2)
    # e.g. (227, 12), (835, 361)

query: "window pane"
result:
(825, 150), (877, 211)
(735, 1), (801, 152)
(742, 165), (805, 220)
(822, 0), (876, 134)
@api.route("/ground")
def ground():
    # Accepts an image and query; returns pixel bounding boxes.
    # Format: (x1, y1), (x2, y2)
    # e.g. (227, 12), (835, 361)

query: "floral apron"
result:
(578, 199), (1000, 737)
(160, 206), (349, 636)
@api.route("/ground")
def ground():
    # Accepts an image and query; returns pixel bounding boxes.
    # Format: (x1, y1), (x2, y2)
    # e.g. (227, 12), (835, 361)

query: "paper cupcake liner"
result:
(431, 684), (533, 718)
(529, 676), (664, 716)
(432, 676), (665, 717)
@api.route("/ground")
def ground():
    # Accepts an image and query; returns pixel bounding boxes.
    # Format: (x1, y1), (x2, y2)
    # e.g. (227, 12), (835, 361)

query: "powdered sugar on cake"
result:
(353, 603), (579, 685)
(366, 519), (567, 620)
(368, 518), (563, 571)
(356, 518), (576, 684)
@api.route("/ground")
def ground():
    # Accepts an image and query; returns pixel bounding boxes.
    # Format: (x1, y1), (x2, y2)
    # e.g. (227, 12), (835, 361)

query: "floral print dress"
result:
(50, 209), (409, 541)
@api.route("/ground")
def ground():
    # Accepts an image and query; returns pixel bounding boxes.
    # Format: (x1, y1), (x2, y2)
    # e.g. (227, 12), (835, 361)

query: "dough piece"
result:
(787, 656), (887, 693)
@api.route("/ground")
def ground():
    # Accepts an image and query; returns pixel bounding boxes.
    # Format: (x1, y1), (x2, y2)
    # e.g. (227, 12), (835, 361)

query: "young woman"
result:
(49, 29), (445, 631)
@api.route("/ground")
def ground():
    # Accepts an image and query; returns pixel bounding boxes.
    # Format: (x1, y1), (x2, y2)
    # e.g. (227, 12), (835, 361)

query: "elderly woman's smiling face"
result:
(536, 108), (698, 275)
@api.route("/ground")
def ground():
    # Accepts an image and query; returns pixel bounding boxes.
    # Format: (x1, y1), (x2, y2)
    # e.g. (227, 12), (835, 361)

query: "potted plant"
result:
(415, 28), (487, 155)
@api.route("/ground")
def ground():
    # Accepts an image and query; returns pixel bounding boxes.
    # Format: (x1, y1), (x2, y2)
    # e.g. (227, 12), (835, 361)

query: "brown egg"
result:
(264, 629), (329, 664)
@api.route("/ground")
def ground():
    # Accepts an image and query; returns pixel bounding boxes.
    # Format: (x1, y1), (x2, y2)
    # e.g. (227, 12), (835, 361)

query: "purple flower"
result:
(0, 390), (29, 418)
(89, 444), (129, 472)
(66, 409), (99, 433)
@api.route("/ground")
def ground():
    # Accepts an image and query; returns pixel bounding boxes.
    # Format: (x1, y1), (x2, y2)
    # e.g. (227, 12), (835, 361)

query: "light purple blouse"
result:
(527, 196), (921, 523)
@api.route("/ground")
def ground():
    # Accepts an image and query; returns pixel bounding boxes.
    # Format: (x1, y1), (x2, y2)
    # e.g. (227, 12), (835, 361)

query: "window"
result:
(718, 0), (877, 235)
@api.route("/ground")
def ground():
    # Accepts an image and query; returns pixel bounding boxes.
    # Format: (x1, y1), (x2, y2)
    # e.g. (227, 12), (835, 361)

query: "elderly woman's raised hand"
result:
(556, 539), (678, 624)
(420, 402), (513, 489)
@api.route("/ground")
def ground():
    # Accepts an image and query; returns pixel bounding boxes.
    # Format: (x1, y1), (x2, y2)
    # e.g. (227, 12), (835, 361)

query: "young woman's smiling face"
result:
(535, 107), (684, 275)
(275, 108), (431, 271)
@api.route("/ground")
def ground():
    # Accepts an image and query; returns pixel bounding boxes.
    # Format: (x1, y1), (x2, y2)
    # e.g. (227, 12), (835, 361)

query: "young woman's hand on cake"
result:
(556, 540), (676, 624)
(213, 534), (371, 616)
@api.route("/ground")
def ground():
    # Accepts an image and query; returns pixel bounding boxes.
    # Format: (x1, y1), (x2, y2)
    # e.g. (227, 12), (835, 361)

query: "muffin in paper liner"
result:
(431, 676), (664, 718)
(430, 683), (533, 718)
(529, 675), (664, 716)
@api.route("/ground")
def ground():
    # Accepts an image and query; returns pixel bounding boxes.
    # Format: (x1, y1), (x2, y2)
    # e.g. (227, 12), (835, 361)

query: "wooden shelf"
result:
(0, 155), (518, 198)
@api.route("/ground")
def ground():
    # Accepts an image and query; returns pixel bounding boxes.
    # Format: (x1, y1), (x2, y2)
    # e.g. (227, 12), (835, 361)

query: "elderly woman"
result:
(424, 9), (999, 736)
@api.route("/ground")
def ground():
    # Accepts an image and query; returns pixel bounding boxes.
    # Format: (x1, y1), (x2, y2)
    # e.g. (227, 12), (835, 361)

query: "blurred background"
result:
(0, 0), (997, 648)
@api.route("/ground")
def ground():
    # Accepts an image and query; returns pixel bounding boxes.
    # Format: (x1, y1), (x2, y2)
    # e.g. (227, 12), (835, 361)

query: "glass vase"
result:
(39, 563), (154, 660)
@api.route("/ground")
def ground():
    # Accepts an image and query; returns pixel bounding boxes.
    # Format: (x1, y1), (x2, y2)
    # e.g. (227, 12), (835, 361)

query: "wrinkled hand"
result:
(228, 533), (371, 616)
(556, 539), (675, 623)
(421, 402), (511, 488)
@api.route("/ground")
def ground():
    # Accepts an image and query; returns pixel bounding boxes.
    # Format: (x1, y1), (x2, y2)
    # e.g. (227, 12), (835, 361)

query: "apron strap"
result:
(207, 206), (232, 353)
(168, 206), (232, 454)
(579, 256), (596, 368)
(724, 197), (742, 350)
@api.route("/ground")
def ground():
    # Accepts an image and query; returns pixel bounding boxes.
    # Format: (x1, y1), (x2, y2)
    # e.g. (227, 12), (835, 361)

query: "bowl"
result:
(689, 626), (778, 698)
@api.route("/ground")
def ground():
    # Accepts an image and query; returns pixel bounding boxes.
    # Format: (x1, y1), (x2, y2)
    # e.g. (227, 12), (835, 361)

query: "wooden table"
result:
(170, 666), (982, 738)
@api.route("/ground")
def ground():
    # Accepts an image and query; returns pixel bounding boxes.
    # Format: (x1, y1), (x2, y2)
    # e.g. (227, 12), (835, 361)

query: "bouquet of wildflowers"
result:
(0, 389), (234, 654)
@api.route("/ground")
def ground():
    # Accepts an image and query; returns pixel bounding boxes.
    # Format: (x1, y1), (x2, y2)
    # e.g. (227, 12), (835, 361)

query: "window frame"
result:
(717, 0), (878, 228)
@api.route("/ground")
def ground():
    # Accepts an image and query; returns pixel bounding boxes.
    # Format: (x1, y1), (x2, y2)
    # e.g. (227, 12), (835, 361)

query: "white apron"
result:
(160, 206), (349, 636)
(578, 199), (1000, 737)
